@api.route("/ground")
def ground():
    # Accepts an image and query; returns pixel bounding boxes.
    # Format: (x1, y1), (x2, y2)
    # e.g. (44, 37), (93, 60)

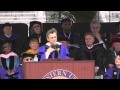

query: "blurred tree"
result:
(45, 11), (97, 23)
(69, 11), (97, 23)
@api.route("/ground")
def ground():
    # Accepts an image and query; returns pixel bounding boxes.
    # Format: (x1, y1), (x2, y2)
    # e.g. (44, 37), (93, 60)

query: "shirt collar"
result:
(4, 34), (12, 38)
(86, 45), (93, 49)
(46, 42), (62, 47)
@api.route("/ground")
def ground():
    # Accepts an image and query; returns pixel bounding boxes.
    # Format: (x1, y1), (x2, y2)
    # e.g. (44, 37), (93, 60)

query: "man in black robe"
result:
(75, 32), (106, 76)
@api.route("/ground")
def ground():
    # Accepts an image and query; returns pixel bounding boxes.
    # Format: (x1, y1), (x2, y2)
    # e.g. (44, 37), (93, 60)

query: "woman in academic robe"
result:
(37, 28), (70, 62)
(29, 21), (47, 46)
(21, 36), (40, 61)
(0, 40), (22, 79)
(24, 21), (47, 52)
(104, 53), (120, 79)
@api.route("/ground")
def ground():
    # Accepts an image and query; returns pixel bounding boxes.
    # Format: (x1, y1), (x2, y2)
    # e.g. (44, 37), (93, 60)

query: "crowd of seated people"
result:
(0, 18), (120, 79)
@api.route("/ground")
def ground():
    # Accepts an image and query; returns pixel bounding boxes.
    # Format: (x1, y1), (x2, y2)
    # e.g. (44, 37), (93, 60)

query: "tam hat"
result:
(29, 21), (43, 34)
(30, 21), (41, 27)
(110, 34), (120, 44)
(21, 53), (35, 60)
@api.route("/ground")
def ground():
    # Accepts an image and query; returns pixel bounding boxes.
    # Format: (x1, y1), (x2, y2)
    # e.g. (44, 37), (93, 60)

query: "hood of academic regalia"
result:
(0, 52), (19, 70)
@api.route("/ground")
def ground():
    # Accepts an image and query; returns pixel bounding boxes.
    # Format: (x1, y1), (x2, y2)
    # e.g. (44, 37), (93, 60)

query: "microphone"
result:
(51, 44), (60, 49)
(51, 44), (60, 58)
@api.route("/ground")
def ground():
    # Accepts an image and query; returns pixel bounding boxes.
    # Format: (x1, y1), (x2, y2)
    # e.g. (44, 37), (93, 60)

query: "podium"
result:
(23, 59), (95, 79)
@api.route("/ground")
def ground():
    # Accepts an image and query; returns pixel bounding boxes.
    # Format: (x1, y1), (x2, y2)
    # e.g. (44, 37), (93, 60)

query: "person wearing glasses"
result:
(0, 40), (22, 79)
(28, 21), (47, 47)
(21, 53), (34, 62)
(24, 21), (47, 51)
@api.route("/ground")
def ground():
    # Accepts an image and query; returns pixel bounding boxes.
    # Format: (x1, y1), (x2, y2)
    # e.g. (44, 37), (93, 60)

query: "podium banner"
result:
(23, 60), (95, 79)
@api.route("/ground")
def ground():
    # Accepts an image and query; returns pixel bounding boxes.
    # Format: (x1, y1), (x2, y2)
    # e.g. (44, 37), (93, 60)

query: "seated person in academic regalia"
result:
(105, 37), (120, 69)
(21, 36), (40, 61)
(0, 23), (23, 56)
(29, 21), (47, 46)
(0, 40), (22, 79)
(110, 21), (120, 45)
(21, 53), (34, 63)
(104, 52), (120, 79)
(58, 18), (83, 46)
(90, 20), (109, 50)
(110, 22), (120, 46)
(37, 28), (70, 62)
(58, 18), (82, 59)
(24, 21), (47, 52)
(75, 32), (106, 76)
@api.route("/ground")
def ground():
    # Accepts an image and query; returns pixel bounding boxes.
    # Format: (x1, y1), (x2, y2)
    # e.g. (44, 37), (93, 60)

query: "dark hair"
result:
(0, 40), (13, 54)
(61, 18), (73, 24)
(58, 36), (70, 42)
(21, 53), (35, 61)
(28, 36), (39, 44)
(84, 32), (94, 38)
(2, 23), (12, 29)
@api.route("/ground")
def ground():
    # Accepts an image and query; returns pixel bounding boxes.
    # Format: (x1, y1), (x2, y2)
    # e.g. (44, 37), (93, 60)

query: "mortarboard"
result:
(30, 21), (41, 28)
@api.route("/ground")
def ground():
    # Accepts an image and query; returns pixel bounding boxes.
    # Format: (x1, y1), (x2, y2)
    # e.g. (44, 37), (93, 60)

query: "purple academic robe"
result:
(0, 65), (23, 79)
(38, 44), (70, 62)
(104, 66), (120, 79)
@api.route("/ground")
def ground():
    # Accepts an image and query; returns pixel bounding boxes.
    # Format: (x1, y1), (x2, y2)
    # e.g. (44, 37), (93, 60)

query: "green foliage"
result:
(45, 11), (97, 23)
(69, 11), (97, 23)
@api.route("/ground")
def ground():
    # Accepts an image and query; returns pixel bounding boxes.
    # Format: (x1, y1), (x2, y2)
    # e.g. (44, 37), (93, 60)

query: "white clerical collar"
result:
(4, 34), (12, 38)
(46, 42), (62, 47)
(86, 45), (93, 49)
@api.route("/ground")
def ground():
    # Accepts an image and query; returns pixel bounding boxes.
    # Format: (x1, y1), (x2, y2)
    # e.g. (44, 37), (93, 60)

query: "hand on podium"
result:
(95, 66), (99, 75)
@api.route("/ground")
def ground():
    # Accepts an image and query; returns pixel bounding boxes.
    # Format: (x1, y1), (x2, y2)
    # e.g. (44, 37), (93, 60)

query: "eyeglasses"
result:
(23, 58), (34, 62)
(33, 25), (40, 28)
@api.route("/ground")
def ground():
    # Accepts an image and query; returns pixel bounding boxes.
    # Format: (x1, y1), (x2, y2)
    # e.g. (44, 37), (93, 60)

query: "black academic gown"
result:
(29, 32), (47, 46)
(75, 44), (106, 75)
(58, 31), (83, 59)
